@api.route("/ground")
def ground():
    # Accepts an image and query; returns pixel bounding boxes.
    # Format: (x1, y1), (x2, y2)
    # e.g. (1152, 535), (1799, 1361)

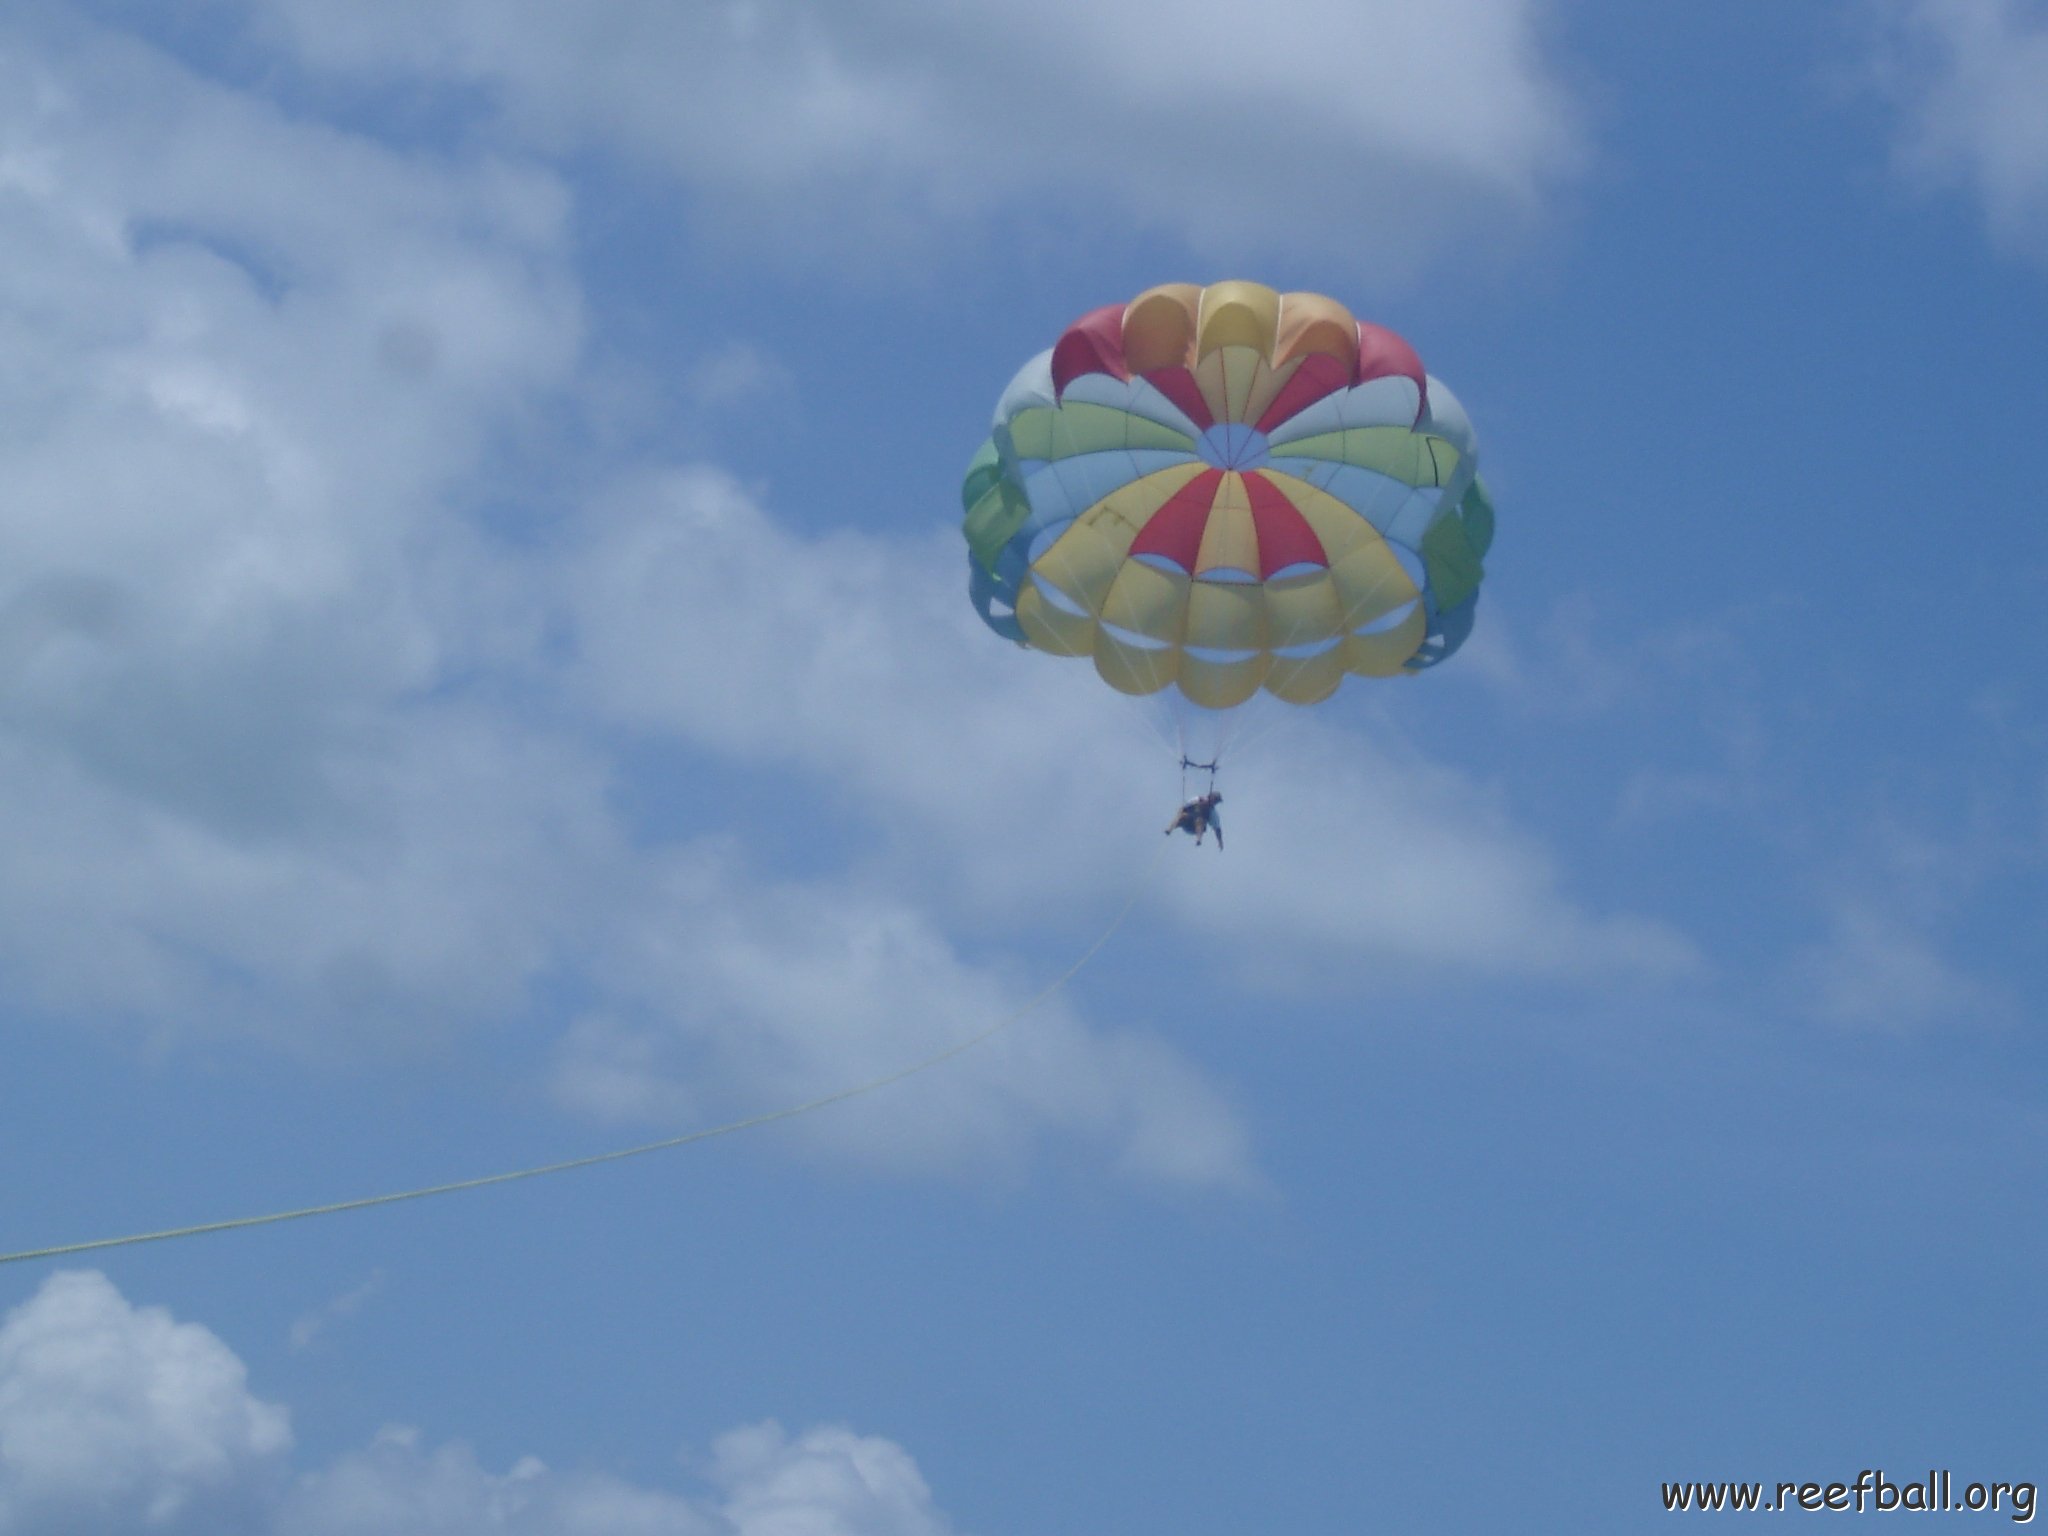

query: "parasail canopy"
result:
(963, 281), (1493, 710)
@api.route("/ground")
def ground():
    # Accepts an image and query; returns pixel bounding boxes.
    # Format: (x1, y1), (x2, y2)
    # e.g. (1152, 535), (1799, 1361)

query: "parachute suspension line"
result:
(1111, 685), (1181, 765)
(1213, 695), (1294, 766)
(0, 843), (1168, 1269)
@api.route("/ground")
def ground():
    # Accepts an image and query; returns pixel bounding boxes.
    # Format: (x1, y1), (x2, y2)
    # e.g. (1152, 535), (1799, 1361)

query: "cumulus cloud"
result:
(275, 1428), (712, 1536)
(1156, 730), (1702, 983)
(565, 468), (1699, 985)
(0, 10), (1679, 1194)
(551, 846), (1257, 1190)
(284, 1421), (962, 1536)
(1867, 0), (2048, 256)
(708, 1422), (954, 1536)
(0, 16), (1249, 1186)
(0, 18), (601, 1045)
(0, 1270), (291, 1533)
(276, 1421), (960, 1536)
(0, 1272), (962, 1536)
(212, 0), (1584, 267)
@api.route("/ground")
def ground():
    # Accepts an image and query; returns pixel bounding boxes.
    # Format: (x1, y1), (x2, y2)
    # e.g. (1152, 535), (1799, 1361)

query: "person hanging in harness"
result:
(1165, 789), (1223, 849)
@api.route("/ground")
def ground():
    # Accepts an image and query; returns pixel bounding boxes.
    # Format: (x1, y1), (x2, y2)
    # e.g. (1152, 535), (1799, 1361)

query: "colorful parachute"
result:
(962, 281), (1492, 709)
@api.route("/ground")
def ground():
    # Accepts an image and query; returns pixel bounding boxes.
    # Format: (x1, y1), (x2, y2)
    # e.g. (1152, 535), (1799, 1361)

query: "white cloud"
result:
(564, 468), (1699, 986)
(222, 0), (1584, 267)
(708, 1422), (954, 1536)
(276, 1421), (963, 1536)
(287, 1272), (385, 1354)
(561, 467), (1149, 908)
(0, 1273), (962, 1536)
(0, 12), (1678, 1195)
(1788, 813), (2011, 1032)
(275, 1428), (713, 1536)
(684, 342), (792, 412)
(0, 1270), (291, 1533)
(0, 19), (1248, 1187)
(0, 19), (601, 1045)
(551, 845), (1258, 1191)
(1868, 0), (2048, 255)
(280, 1421), (964, 1536)
(1157, 729), (1701, 983)
(1794, 900), (1992, 1031)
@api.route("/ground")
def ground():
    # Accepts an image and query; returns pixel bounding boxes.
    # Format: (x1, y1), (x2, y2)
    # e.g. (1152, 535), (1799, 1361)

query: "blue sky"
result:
(2, 1), (2047, 1531)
